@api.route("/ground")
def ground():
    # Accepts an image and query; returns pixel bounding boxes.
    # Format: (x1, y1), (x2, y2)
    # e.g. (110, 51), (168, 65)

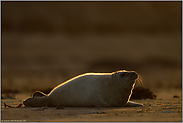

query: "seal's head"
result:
(120, 71), (138, 81)
(112, 70), (138, 88)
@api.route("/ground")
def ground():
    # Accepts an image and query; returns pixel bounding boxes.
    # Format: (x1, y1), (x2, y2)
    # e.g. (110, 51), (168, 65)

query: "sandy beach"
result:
(1, 89), (182, 122)
(1, 2), (181, 122)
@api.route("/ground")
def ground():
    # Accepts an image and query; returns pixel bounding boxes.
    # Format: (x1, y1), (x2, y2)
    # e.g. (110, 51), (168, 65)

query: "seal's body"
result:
(23, 70), (143, 107)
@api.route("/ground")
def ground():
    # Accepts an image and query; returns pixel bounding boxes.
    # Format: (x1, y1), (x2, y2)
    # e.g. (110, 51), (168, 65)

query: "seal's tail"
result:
(23, 96), (51, 107)
(32, 91), (47, 97)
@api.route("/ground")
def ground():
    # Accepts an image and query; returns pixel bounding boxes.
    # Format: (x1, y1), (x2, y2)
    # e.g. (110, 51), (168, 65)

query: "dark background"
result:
(1, 1), (182, 93)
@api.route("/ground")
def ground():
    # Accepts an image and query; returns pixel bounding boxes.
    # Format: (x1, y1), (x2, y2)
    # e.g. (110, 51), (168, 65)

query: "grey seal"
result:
(23, 70), (143, 107)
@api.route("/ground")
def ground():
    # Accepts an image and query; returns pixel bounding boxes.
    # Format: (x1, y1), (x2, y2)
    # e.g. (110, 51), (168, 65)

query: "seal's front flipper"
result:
(125, 101), (143, 107)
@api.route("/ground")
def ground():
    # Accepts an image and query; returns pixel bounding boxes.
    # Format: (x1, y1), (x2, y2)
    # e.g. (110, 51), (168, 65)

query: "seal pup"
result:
(23, 70), (143, 107)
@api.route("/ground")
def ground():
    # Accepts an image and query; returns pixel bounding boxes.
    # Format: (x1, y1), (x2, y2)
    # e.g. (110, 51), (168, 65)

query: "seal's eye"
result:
(120, 73), (126, 78)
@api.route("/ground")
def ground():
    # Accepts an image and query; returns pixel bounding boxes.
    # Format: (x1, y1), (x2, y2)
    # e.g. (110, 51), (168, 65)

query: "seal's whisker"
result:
(136, 75), (143, 86)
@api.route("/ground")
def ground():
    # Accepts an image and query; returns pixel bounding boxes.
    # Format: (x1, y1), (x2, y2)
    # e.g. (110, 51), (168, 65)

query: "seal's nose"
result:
(130, 72), (138, 79)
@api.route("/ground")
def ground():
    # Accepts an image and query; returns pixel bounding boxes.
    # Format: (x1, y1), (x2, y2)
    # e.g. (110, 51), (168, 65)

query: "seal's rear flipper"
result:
(125, 101), (143, 107)
(32, 91), (47, 97)
(23, 97), (51, 107)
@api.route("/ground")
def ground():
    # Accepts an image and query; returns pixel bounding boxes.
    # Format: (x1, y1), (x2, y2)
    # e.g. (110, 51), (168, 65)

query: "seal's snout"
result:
(130, 72), (138, 79)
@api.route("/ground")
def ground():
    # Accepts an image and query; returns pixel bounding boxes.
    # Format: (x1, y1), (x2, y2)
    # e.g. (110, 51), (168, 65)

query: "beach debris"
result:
(4, 103), (22, 108)
(173, 95), (179, 98)
(131, 87), (157, 100)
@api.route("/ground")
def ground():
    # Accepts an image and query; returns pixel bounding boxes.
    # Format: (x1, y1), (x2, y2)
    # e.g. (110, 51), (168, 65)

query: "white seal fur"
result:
(23, 70), (143, 107)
